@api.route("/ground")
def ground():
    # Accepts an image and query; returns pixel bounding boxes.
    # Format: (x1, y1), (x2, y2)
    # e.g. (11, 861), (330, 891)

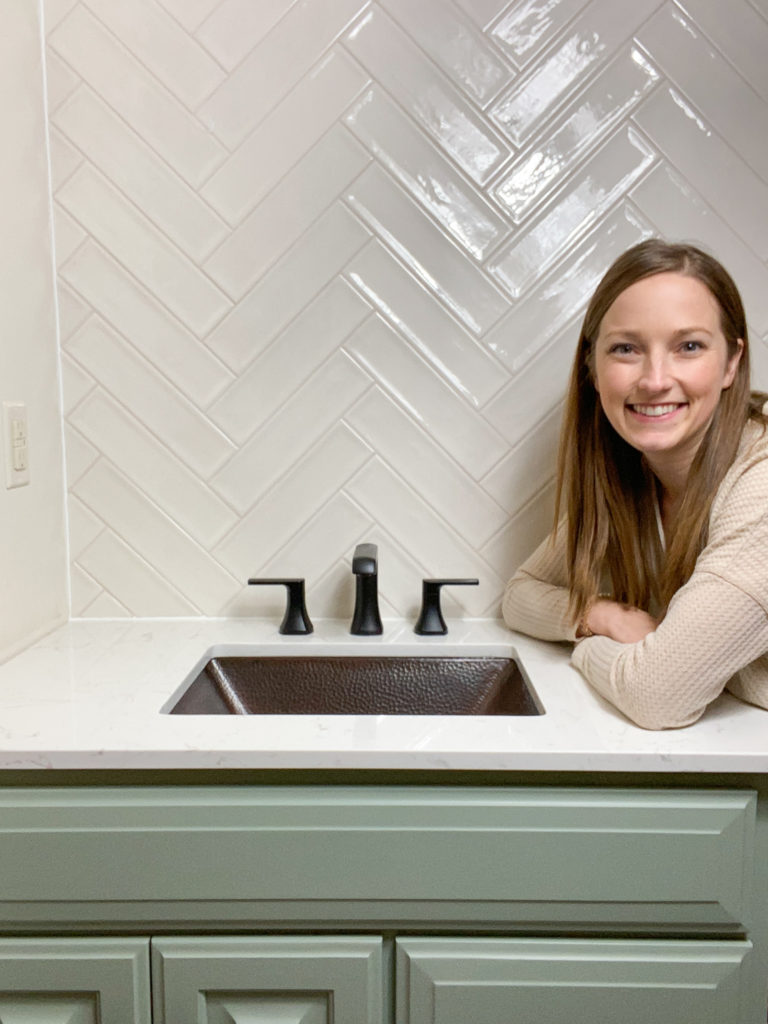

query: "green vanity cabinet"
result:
(152, 936), (385, 1024)
(0, 782), (765, 1023)
(0, 937), (151, 1023)
(397, 937), (755, 1024)
(0, 934), (756, 1024)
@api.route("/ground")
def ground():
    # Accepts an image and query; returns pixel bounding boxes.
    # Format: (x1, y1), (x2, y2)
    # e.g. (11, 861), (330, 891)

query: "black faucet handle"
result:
(248, 578), (313, 635)
(352, 542), (378, 575)
(414, 578), (479, 636)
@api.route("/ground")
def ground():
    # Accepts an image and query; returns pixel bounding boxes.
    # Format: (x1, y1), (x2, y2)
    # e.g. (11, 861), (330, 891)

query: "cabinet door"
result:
(0, 938), (150, 1024)
(397, 937), (755, 1024)
(152, 936), (384, 1024)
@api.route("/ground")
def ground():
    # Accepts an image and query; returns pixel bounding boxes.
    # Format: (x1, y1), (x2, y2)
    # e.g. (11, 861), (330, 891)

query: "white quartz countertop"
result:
(0, 617), (766, 773)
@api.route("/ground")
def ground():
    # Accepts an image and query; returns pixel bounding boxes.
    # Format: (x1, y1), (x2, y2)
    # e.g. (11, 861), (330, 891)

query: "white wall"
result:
(42, 0), (768, 624)
(0, 2), (67, 660)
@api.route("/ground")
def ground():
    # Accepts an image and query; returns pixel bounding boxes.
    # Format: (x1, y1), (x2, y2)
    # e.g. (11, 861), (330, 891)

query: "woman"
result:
(503, 239), (768, 729)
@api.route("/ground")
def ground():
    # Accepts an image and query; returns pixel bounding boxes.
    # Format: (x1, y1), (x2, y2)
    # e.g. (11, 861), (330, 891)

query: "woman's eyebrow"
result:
(600, 326), (713, 340)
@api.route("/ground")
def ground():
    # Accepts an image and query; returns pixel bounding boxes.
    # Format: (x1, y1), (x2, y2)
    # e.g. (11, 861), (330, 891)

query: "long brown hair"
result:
(555, 238), (766, 623)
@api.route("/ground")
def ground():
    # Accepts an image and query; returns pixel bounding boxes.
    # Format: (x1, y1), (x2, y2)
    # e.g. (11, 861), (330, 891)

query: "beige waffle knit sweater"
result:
(502, 418), (768, 729)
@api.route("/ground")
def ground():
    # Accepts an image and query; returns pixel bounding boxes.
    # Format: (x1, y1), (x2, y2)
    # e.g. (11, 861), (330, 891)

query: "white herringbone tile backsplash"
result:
(46, 0), (768, 622)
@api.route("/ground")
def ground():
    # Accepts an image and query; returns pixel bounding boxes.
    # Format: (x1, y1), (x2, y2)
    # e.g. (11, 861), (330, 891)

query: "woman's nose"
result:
(638, 354), (672, 391)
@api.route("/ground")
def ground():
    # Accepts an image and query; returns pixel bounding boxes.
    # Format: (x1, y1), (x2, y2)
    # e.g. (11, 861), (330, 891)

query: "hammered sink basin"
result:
(168, 655), (542, 716)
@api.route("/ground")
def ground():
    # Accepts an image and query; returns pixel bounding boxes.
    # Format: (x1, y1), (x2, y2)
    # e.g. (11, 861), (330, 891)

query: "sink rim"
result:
(160, 644), (543, 718)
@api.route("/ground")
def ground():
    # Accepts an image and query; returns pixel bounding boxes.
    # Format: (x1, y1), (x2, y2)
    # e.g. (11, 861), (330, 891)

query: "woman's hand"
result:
(580, 598), (658, 644)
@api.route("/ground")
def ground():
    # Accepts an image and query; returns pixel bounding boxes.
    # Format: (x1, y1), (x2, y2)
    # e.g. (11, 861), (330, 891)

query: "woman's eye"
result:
(609, 343), (635, 355)
(680, 340), (703, 353)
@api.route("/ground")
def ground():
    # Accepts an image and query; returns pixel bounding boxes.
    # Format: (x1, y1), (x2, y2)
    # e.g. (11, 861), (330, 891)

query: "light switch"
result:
(3, 402), (30, 488)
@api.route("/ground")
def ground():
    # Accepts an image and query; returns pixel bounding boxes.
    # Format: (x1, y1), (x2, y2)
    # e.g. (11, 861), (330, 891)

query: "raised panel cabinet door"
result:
(152, 936), (384, 1024)
(0, 938), (150, 1024)
(397, 937), (756, 1024)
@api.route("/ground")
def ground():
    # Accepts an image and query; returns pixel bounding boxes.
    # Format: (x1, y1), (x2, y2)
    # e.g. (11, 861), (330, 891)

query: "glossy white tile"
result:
(633, 86), (768, 261)
(43, 0), (78, 33)
(155, 0), (222, 33)
(69, 563), (103, 617)
(80, 590), (131, 619)
(74, 461), (239, 615)
(196, 0), (296, 70)
(491, 0), (589, 65)
(345, 240), (505, 406)
(202, 50), (368, 225)
(346, 386), (509, 547)
(452, 0), (511, 29)
(43, 49), (79, 110)
(52, 204), (86, 266)
(70, 392), (239, 548)
(50, 5), (226, 187)
(490, 126), (655, 297)
(346, 86), (507, 259)
(61, 242), (235, 407)
(65, 318), (236, 477)
(494, 46), (659, 222)
(203, 123), (370, 299)
(67, 495), (104, 562)
(481, 405), (560, 512)
(60, 354), (95, 414)
(344, 5), (510, 184)
(48, 126), (82, 191)
(56, 284), (91, 344)
(490, 0), (658, 143)
(207, 204), (369, 373)
(64, 423), (98, 485)
(208, 279), (370, 444)
(480, 483), (556, 584)
(54, 87), (230, 262)
(637, 3), (768, 181)
(344, 314), (508, 477)
(676, 0), (768, 104)
(214, 424), (373, 577)
(346, 163), (508, 334)
(483, 324), (575, 447)
(211, 352), (371, 513)
(85, 0), (226, 108)
(198, 0), (364, 147)
(78, 531), (200, 616)
(57, 166), (231, 337)
(381, 0), (510, 103)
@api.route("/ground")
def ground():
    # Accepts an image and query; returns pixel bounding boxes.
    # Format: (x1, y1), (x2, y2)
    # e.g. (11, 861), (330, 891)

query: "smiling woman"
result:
(503, 239), (768, 729)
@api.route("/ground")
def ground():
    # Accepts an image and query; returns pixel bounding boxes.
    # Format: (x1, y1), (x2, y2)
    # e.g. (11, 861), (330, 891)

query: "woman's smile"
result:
(628, 402), (685, 419)
(593, 272), (743, 488)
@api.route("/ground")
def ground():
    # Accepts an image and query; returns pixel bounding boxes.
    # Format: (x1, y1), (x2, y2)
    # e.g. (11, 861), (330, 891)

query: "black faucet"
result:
(350, 543), (383, 635)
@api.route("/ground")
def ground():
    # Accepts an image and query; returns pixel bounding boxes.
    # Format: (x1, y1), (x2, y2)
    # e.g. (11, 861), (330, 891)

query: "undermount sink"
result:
(167, 655), (542, 716)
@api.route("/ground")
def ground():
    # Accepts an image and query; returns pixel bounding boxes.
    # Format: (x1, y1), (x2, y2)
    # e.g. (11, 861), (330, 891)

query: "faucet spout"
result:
(350, 543), (383, 635)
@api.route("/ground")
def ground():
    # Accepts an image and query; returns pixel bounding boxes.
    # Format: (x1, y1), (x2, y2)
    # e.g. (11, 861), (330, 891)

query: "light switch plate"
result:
(3, 401), (30, 488)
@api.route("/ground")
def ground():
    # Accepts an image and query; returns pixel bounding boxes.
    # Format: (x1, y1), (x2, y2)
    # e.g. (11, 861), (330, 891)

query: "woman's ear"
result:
(723, 338), (744, 389)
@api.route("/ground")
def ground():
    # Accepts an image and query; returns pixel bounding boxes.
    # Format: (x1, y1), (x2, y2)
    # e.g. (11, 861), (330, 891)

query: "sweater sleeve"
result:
(571, 572), (768, 728)
(502, 526), (578, 642)
(571, 445), (768, 730)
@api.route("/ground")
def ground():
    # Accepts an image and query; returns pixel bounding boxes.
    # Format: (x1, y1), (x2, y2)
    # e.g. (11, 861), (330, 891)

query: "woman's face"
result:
(592, 272), (743, 483)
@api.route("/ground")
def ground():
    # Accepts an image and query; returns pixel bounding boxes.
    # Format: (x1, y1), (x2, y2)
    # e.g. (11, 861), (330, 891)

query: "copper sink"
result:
(168, 655), (542, 716)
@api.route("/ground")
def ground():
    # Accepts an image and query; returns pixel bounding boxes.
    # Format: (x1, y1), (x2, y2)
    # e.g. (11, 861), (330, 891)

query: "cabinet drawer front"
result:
(0, 937), (150, 1023)
(0, 786), (755, 932)
(152, 937), (383, 1024)
(397, 937), (755, 1024)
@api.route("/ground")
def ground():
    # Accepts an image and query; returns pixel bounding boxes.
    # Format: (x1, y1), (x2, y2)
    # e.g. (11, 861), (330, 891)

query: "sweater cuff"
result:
(570, 634), (624, 699)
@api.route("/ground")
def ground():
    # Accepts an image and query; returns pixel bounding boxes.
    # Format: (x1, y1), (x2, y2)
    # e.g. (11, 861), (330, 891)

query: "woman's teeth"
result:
(631, 404), (680, 417)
